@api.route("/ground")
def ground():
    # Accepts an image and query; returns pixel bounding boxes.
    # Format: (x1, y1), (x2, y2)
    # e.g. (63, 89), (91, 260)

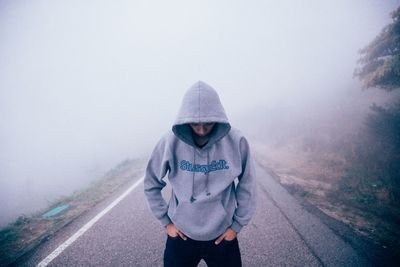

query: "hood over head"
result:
(172, 81), (231, 148)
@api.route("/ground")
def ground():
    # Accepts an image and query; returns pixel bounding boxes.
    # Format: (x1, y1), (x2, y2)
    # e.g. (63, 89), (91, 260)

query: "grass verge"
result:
(0, 157), (146, 266)
(253, 143), (400, 262)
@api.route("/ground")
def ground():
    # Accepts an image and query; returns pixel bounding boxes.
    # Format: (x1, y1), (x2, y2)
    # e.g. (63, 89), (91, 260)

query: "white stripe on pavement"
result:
(37, 176), (144, 267)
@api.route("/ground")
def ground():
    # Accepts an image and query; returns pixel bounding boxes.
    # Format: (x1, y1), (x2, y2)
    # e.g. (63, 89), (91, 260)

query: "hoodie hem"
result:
(230, 220), (243, 233)
(160, 215), (172, 227)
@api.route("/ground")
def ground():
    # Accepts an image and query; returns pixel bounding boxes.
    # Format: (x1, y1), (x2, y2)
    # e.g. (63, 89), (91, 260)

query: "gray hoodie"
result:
(144, 81), (257, 241)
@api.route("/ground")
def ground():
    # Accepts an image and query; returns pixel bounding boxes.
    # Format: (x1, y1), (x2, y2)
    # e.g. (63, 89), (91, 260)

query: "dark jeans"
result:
(163, 235), (242, 267)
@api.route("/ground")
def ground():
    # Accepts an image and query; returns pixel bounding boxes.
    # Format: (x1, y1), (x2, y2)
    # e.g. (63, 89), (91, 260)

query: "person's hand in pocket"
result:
(166, 223), (187, 240)
(215, 227), (237, 245)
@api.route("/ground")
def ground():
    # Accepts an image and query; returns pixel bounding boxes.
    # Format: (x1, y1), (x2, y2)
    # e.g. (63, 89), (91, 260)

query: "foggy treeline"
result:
(249, 6), (400, 251)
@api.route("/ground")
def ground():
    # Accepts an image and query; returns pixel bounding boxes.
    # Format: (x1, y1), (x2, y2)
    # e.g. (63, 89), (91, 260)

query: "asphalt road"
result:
(19, 164), (371, 266)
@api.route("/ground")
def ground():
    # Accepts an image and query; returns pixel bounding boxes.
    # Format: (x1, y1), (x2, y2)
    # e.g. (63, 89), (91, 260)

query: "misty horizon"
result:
(1, 0), (398, 227)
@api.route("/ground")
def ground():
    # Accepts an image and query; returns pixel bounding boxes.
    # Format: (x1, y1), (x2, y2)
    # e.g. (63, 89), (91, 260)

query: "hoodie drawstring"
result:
(190, 147), (211, 203)
(190, 147), (196, 202)
(205, 150), (210, 196)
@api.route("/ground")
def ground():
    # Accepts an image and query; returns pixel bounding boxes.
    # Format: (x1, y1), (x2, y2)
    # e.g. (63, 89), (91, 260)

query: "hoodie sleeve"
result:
(143, 137), (172, 227)
(230, 136), (257, 233)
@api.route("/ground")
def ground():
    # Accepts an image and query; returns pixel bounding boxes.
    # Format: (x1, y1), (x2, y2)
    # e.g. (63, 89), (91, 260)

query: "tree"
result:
(345, 5), (400, 204)
(354, 7), (400, 91)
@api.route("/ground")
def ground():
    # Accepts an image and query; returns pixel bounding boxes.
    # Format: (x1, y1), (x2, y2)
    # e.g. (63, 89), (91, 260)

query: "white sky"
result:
(0, 0), (398, 226)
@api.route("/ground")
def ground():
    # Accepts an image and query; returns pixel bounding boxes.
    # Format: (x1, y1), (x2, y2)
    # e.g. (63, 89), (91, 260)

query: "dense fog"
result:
(0, 0), (398, 227)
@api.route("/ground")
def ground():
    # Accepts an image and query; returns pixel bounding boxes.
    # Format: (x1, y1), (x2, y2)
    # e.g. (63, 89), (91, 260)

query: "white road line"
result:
(37, 176), (144, 267)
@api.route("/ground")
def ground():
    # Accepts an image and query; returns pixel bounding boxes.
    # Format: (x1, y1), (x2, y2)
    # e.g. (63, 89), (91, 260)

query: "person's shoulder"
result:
(154, 131), (179, 147)
(225, 127), (251, 148)
(158, 131), (174, 140)
(227, 126), (246, 140)
(226, 127), (253, 155)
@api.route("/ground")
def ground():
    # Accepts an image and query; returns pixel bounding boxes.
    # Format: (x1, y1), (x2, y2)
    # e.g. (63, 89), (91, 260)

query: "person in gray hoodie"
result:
(144, 81), (257, 267)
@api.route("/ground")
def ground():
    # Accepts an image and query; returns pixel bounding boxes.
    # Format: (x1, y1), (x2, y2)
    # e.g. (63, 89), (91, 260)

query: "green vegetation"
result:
(340, 102), (400, 203)
(0, 157), (145, 266)
(354, 7), (400, 91)
(349, 5), (400, 208)
(337, 6), (400, 251)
